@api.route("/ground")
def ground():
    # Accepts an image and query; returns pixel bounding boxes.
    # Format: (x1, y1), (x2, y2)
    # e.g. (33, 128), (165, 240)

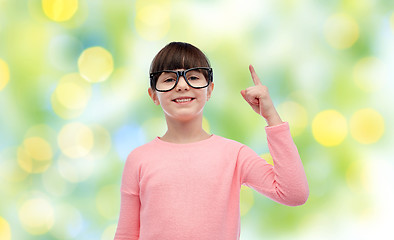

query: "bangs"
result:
(150, 42), (210, 73)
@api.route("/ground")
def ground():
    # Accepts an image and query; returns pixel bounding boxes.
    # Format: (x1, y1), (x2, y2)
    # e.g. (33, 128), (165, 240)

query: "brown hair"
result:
(149, 42), (212, 89)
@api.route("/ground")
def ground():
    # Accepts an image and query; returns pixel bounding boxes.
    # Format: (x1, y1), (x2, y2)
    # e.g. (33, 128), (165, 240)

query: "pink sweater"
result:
(114, 122), (309, 240)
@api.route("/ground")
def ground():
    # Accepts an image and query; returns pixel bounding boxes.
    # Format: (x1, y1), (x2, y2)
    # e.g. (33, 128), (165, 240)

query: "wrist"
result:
(264, 111), (283, 126)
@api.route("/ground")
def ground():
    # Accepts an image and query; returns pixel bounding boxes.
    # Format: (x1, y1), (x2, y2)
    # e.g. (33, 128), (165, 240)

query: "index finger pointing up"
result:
(249, 64), (262, 86)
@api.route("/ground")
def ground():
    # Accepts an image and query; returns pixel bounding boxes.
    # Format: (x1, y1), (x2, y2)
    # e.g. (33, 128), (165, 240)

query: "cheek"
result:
(157, 92), (170, 103)
(195, 92), (207, 103)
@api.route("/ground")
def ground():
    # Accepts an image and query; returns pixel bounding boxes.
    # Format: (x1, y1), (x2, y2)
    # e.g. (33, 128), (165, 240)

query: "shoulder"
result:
(211, 134), (246, 150)
(213, 134), (258, 155)
(128, 139), (156, 155)
(125, 138), (159, 165)
(209, 135), (260, 164)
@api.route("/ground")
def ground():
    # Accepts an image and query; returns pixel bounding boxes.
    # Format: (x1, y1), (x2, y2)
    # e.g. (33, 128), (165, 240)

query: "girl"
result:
(114, 42), (309, 240)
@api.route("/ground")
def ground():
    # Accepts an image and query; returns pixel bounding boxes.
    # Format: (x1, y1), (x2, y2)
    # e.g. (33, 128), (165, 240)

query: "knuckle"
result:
(260, 85), (268, 91)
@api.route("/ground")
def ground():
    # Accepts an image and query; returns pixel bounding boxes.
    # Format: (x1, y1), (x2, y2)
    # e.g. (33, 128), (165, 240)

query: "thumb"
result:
(240, 90), (247, 101)
(241, 90), (253, 106)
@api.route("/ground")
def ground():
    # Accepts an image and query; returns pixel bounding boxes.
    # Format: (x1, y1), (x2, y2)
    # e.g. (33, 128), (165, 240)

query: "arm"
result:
(239, 65), (309, 205)
(114, 192), (140, 239)
(239, 122), (309, 206)
(114, 154), (141, 240)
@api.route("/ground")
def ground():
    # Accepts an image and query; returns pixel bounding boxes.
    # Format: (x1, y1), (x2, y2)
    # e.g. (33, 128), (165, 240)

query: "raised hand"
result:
(240, 65), (283, 126)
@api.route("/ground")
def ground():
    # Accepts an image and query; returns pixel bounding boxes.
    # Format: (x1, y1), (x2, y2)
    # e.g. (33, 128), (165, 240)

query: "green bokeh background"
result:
(1, 0), (394, 239)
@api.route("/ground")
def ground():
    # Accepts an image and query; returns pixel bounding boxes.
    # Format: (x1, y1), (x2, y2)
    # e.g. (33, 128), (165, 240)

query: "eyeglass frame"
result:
(149, 67), (213, 92)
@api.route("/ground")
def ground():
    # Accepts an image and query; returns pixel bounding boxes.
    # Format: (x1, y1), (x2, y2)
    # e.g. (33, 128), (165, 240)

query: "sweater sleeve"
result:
(114, 153), (141, 239)
(114, 192), (140, 240)
(239, 122), (309, 206)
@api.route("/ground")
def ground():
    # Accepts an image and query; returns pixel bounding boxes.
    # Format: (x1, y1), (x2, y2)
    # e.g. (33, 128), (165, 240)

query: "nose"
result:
(176, 76), (190, 91)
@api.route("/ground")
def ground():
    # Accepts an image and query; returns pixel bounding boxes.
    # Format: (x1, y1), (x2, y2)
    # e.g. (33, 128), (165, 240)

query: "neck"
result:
(161, 114), (211, 144)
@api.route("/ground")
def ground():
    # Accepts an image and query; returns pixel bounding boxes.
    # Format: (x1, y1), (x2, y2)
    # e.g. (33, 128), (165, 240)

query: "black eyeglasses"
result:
(150, 67), (213, 92)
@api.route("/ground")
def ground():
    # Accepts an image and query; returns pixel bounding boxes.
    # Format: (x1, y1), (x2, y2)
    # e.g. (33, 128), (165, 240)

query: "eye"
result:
(188, 76), (199, 81)
(164, 78), (176, 83)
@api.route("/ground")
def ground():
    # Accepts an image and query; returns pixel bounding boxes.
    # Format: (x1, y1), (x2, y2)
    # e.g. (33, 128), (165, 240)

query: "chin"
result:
(162, 104), (205, 122)
(164, 110), (204, 122)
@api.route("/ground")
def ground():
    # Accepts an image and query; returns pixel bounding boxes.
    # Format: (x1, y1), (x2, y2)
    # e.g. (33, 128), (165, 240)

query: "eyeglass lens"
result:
(155, 68), (210, 91)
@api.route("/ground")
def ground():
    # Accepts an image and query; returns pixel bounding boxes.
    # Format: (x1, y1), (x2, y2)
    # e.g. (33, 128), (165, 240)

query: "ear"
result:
(206, 82), (214, 101)
(148, 88), (160, 105)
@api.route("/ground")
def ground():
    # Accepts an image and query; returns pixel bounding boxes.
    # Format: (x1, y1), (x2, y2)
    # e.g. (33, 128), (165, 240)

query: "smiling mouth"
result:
(172, 98), (195, 103)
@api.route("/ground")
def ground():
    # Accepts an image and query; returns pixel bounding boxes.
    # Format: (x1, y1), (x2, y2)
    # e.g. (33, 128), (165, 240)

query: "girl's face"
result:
(148, 69), (214, 122)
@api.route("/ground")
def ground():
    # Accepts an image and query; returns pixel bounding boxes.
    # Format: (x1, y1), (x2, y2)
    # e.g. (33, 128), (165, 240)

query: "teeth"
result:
(175, 98), (192, 103)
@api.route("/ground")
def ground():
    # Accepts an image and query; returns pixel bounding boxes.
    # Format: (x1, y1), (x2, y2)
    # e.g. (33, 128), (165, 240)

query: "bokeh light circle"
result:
(42, 0), (78, 22)
(58, 122), (94, 158)
(135, 3), (171, 41)
(325, 13), (359, 49)
(78, 47), (114, 83)
(51, 92), (85, 119)
(18, 137), (53, 174)
(54, 73), (92, 109)
(57, 80), (89, 109)
(24, 124), (58, 152)
(23, 137), (53, 161)
(51, 73), (92, 119)
(352, 57), (387, 92)
(277, 101), (308, 137)
(0, 58), (10, 91)
(18, 198), (54, 235)
(350, 108), (384, 144)
(0, 217), (11, 240)
(312, 110), (348, 147)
